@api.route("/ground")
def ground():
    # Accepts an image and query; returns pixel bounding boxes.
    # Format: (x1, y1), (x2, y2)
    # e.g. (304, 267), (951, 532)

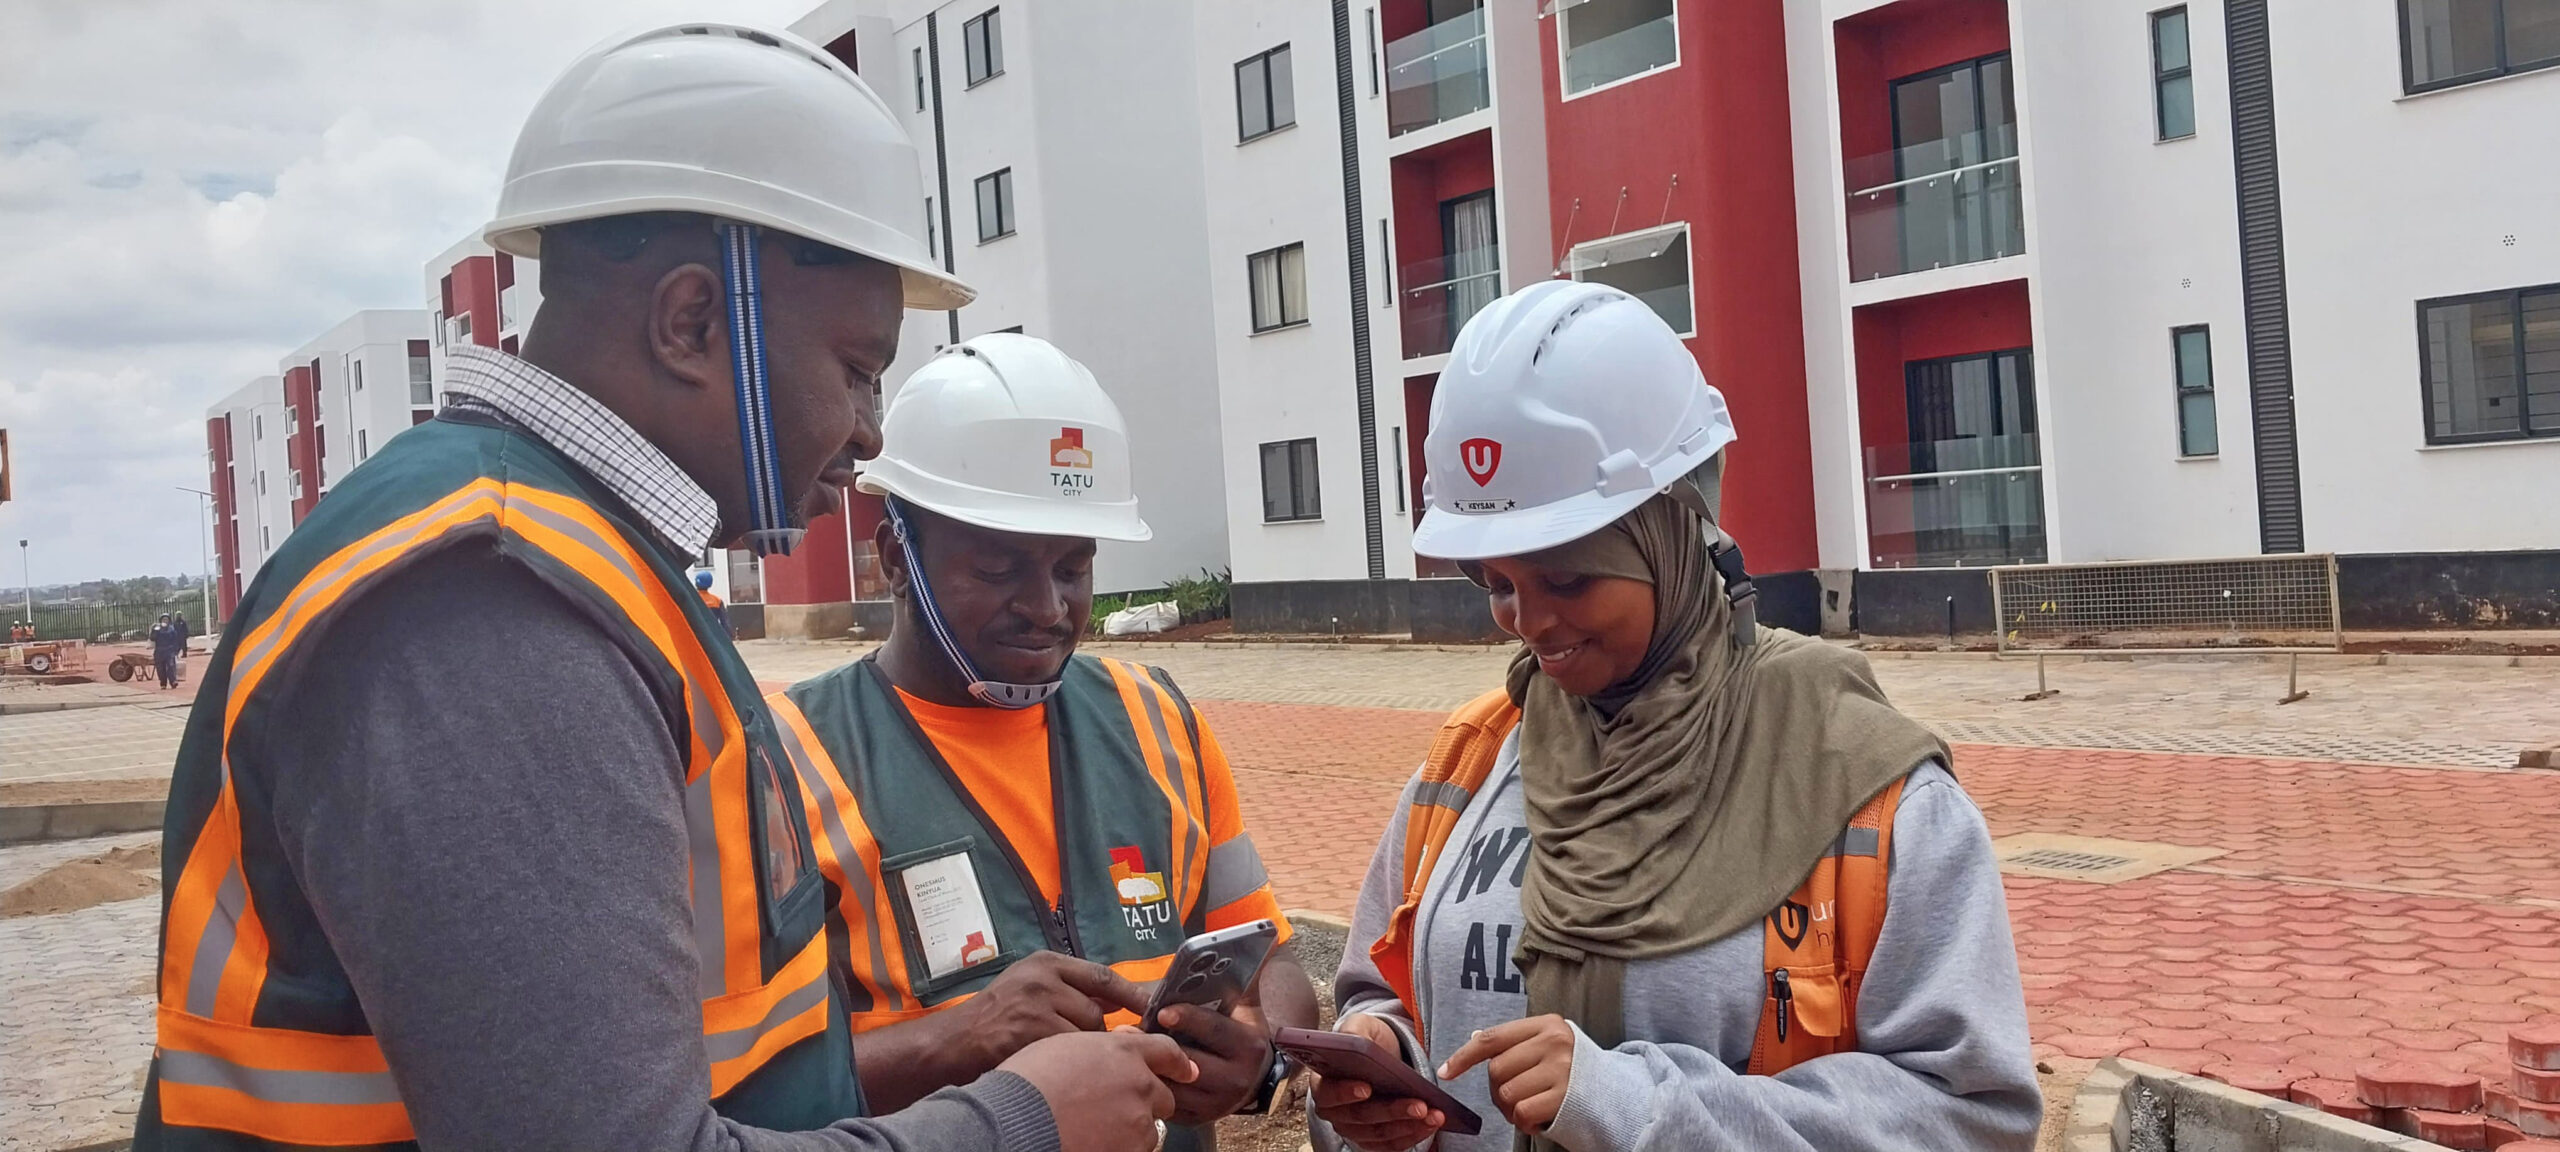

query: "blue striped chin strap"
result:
(884, 497), (1061, 710)
(718, 220), (804, 558)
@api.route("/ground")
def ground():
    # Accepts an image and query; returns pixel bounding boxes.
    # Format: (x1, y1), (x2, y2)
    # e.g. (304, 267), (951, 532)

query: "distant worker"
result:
(137, 24), (1186, 1152)
(8, 619), (28, 642)
(170, 612), (192, 688)
(771, 335), (1318, 1150)
(149, 613), (182, 690)
(695, 569), (730, 632)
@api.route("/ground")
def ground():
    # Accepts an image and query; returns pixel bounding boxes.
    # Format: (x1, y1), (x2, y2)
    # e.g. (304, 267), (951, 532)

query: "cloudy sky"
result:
(0, 0), (812, 588)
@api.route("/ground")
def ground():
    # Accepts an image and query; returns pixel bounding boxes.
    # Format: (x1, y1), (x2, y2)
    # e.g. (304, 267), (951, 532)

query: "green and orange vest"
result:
(1370, 690), (1904, 1075)
(136, 413), (861, 1148)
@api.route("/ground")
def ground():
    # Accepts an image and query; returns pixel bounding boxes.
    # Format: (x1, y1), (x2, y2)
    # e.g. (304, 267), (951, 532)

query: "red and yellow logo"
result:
(1050, 427), (1094, 470)
(961, 930), (997, 967)
(1108, 845), (1166, 907)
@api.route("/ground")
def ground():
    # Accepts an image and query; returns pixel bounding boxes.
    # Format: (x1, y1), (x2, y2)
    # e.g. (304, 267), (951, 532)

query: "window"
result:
(261, 525), (271, 552)
(357, 427), (371, 462)
(407, 341), (433, 406)
(1391, 424), (1407, 514)
(1565, 223), (1694, 336)
(1560, 0), (1679, 96)
(351, 358), (365, 393)
(1248, 243), (1309, 332)
(914, 46), (927, 110)
(2172, 326), (2218, 456)
(289, 470), (304, 500)
(974, 169), (1014, 242)
(963, 8), (1003, 86)
(1366, 7), (1382, 97)
(1236, 45), (1296, 141)
(925, 196), (937, 258)
(1260, 439), (1322, 522)
(285, 406), (299, 436)
(2418, 283), (2560, 444)
(2152, 7), (2195, 140)
(2402, 0), (2560, 91)
(254, 414), (263, 440)
(256, 470), (266, 497)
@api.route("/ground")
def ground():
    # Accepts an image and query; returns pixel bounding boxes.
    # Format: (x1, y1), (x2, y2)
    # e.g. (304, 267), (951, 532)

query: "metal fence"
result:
(23, 598), (212, 645)
(1991, 554), (2341, 654)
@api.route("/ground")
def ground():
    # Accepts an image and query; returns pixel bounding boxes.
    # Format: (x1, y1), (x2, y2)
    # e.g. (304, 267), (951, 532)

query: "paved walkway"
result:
(5, 642), (2558, 1148)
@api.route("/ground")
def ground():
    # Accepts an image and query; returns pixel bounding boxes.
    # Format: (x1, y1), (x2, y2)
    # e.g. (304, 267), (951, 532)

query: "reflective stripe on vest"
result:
(775, 655), (1246, 1030)
(1382, 690), (1901, 1076)
(153, 475), (832, 1144)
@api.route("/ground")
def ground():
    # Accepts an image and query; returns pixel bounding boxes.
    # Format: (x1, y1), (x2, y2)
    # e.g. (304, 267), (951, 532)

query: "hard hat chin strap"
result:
(884, 498), (1062, 710)
(717, 221), (804, 558)
(1669, 454), (1758, 649)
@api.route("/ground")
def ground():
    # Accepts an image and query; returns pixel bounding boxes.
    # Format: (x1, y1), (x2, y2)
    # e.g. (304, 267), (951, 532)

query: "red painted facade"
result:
(1538, 0), (1821, 573)
(1851, 278), (2034, 461)
(284, 363), (321, 525)
(207, 416), (241, 620)
(1833, 0), (2011, 187)
(439, 255), (500, 351)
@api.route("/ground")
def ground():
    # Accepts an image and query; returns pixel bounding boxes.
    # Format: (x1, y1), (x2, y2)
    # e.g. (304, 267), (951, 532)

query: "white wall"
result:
(1198, 0), (1388, 586)
(1787, 0), (1867, 570)
(2268, 0), (2560, 555)
(208, 376), (290, 572)
(284, 310), (432, 497)
(2015, 0), (2260, 562)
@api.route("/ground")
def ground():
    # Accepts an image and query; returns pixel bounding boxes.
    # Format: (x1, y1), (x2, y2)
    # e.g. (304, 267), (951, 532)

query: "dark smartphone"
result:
(1275, 1025), (1484, 1136)
(1140, 920), (1279, 1034)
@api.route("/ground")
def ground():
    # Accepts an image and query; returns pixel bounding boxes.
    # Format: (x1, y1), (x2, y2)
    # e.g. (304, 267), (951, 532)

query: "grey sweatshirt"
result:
(246, 548), (1057, 1152)
(1320, 730), (2040, 1152)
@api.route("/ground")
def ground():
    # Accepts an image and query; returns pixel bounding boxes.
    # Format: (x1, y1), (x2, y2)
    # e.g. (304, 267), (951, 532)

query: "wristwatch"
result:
(1247, 1040), (1297, 1114)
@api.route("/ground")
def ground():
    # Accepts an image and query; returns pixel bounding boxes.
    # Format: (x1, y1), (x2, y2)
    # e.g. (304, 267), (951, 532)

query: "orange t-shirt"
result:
(895, 687), (1064, 904)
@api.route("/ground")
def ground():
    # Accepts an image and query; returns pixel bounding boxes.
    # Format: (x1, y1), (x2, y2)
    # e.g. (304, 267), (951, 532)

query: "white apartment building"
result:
(790, 0), (1232, 597)
(422, 232), (542, 405)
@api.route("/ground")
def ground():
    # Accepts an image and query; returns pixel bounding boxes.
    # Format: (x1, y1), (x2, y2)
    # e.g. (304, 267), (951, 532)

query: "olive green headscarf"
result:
(1501, 462), (1949, 1070)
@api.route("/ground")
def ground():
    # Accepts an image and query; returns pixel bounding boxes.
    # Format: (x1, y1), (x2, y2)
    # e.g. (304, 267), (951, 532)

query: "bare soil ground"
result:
(2, 840), (160, 918)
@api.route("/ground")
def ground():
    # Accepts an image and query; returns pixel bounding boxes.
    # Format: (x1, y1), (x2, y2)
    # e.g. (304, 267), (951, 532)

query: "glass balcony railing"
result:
(1562, 9), (1677, 95)
(1399, 250), (1502, 359)
(1845, 133), (2025, 282)
(1863, 433), (2045, 568)
(500, 283), (522, 332)
(1387, 9), (1490, 137)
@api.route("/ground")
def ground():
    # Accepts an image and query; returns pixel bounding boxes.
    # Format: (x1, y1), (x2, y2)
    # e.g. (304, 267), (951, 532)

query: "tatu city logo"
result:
(1109, 845), (1172, 940)
(1049, 426), (1094, 496)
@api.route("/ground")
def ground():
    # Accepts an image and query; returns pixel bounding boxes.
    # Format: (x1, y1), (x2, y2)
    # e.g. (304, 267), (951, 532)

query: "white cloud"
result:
(0, 0), (816, 585)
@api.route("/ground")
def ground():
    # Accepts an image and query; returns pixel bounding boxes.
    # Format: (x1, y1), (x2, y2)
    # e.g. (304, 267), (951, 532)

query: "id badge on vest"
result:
(883, 840), (1007, 987)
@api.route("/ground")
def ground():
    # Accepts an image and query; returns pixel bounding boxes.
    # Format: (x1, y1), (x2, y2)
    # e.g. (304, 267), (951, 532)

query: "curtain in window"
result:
(1444, 193), (1498, 339)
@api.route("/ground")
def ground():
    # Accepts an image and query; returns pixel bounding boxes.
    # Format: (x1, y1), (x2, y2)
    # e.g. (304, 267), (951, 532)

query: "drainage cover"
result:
(1992, 833), (2227, 884)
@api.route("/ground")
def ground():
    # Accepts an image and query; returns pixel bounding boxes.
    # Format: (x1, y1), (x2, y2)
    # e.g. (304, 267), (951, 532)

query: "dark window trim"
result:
(1887, 50), (2016, 183)
(1260, 437), (1323, 522)
(974, 168), (1015, 243)
(2399, 0), (2560, 94)
(963, 8), (1003, 88)
(1236, 43), (1297, 143)
(2415, 281), (2560, 445)
(1248, 242), (1309, 333)
(2151, 6), (2196, 141)
(2172, 324), (2219, 457)
(913, 46), (927, 111)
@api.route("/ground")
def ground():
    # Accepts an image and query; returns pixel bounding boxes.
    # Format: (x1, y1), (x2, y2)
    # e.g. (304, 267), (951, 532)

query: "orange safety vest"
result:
(700, 587), (725, 610)
(1369, 689), (1902, 1075)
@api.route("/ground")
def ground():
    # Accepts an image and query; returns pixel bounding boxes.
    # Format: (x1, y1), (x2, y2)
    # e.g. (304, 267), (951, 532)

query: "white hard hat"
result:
(1411, 280), (1735, 560)
(858, 334), (1152, 543)
(485, 23), (971, 310)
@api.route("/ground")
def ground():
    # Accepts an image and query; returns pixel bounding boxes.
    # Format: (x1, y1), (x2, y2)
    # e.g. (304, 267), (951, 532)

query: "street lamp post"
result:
(177, 488), (216, 633)
(16, 539), (29, 627)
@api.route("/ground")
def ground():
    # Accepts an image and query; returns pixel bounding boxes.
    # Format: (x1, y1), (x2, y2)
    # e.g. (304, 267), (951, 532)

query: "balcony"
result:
(1387, 9), (1490, 137)
(1559, 0), (1677, 96)
(1399, 249), (1502, 359)
(500, 283), (522, 333)
(1863, 433), (2045, 568)
(1845, 133), (2024, 282)
(408, 357), (434, 406)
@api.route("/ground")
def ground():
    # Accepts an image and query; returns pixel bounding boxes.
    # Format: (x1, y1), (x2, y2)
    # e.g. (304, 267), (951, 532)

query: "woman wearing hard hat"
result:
(1308, 281), (2039, 1151)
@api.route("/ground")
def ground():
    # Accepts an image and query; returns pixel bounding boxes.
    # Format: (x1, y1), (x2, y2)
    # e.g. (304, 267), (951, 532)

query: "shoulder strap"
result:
(1369, 689), (1520, 1027)
(1746, 775), (1906, 1076)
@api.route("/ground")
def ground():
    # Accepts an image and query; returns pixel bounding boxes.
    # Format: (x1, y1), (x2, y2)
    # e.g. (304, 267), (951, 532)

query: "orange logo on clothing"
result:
(1050, 427), (1093, 469)
(1109, 846), (1166, 907)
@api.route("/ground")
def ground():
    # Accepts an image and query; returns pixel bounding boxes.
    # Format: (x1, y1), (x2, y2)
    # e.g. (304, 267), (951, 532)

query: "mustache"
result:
(990, 620), (1079, 646)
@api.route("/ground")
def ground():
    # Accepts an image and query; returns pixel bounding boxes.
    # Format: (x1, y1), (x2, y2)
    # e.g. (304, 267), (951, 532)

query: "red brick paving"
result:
(1204, 699), (2560, 1088)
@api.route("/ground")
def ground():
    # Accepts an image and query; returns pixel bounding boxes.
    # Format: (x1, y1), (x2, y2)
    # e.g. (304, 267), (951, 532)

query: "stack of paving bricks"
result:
(2199, 1023), (2560, 1149)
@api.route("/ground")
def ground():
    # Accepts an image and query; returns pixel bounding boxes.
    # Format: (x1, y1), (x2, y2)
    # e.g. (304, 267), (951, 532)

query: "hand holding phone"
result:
(1139, 920), (1279, 1034)
(1287, 1018), (1484, 1140)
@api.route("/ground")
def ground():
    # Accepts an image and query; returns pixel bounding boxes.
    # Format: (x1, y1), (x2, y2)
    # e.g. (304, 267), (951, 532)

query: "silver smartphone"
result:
(1139, 919), (1279, 1034)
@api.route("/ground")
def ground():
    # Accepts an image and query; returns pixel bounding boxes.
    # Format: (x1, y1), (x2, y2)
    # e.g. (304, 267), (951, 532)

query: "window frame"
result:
(2151, 6), (2197, 141)
(1557, 0), (1684, 101)
(963, 8), (1003, 88)
(2171, 325), (2219, 458)
(1258, 437), (1323, 523)
(1235, 44), (1297, 143)
(1247, 242), (1311, 333)
(974, 168), (1015, 243)
(2399, 0), (2560, 94)
(1563, 221), (1697, 339)
(914, 46), (928, 110)
(2415, 282), (2560, 445)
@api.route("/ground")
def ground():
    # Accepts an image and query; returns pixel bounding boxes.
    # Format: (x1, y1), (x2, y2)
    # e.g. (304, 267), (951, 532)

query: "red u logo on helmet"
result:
(1460, 438), (1502, 486)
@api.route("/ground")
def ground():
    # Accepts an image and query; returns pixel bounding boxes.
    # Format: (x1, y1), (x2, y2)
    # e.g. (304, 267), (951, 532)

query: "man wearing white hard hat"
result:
(771, 334), (1320, 1150)
(138, 25), (1189, 1152)
(1307, 281), (2038, 1151)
